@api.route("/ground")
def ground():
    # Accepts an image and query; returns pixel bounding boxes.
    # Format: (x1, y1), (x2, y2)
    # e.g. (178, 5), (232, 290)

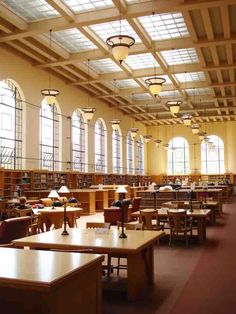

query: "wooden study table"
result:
(0, 248), (103, 314)
(162, 200), (219, 224)
(38, 207), (83, 231)
(132, 208), (211, 242)
(13, 228), (165, 301)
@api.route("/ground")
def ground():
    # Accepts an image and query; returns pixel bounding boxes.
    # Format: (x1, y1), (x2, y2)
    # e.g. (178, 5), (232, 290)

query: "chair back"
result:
(0, 216), (31, 244)
(117, 221), (143, 230)
(130, 197), (142, 212)
(139, 210), (160, 230)
(86, 222), (111, 229)
(167, 210), (188, 231)
(165, 203), (178, 209)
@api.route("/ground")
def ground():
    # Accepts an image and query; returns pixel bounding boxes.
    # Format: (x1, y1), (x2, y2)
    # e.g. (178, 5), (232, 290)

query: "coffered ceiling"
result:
(0, 0), (236, 126)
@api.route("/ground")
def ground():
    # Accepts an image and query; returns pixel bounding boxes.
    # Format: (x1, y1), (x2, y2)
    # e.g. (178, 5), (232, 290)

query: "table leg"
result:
(127, 244), (154, 300)
(197, 217), (207, 242)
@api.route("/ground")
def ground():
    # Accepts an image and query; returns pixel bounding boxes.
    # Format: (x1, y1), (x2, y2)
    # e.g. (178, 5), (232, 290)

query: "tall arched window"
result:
(137, 136), (144, 174)
(167, 137), (190, 175)
(0, 79), (23, 169)
(71, 109), (87, 172)
(95, 118), (107, 173)
(201, 135), (224, 174)
(126, 131), (134, 174)
(40, 101), (59, 171)
(112, 128), (122, 173)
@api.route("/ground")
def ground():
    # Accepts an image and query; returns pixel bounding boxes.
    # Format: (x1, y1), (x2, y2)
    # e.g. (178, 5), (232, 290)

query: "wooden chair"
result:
(109, 222), (144, 276)
(0, 217), (31, 245)
(139, 209), (164, 231)
(167, 210), (193, 247)
(129, 197), (142, 213)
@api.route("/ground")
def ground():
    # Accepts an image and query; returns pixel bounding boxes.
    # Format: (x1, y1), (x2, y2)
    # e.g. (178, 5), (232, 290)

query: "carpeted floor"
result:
(98, 198), (236, 314)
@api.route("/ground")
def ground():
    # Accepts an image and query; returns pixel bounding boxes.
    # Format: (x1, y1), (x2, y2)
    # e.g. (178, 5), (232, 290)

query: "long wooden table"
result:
(0, 248), (103, 314)
(38, 207), (83, 231)
(13, 228), (165, 301)
(132, 208), (211, 242)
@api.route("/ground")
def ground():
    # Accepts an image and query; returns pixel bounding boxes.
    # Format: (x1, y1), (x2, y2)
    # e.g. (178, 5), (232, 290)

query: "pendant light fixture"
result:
(82, 59), (96, 122)
(182, 113), (192, 126)
(106, 3), (134, 64)
(109, 80), (121, 130)
(191, 123), (200, 134)
(145, 12), (166, 97)
(154, 139), (162, 147)
(198, 131), (206, 141)
(167, 49), (182, 114)
(41, 29), (59, 104)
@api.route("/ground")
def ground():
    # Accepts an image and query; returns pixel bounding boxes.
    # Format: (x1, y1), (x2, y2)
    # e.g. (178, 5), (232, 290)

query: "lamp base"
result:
(119, 232), (127, 239)
(61, 230), (69, 236)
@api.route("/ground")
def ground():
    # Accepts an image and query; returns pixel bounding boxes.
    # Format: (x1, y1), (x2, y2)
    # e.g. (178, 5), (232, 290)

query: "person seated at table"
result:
(17, 196), (31, 210)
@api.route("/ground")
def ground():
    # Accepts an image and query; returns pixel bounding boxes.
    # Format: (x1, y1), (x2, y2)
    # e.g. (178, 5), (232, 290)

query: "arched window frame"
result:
(201, 135), (225, 174)
(71, 109), (87, 172)
(167, 137), (190, 175)
(0, 79), (23, 169)
(136, 136), (144, 175)
(112, 128), (122, 174)
(40, 101), (60, 171)
(94, 118), (107, 173)
(126, 131), (135, 174)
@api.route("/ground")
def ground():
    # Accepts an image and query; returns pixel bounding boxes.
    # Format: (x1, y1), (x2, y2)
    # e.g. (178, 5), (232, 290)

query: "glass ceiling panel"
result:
(132, 93), (152, 100)
(62, 0), (114, 13)
(186, 88), (212, 96)
(89, 20), (141, 43)
(3, 0), (60, 21)
(50, 28), (97, 53)
(175, 72), (206, 82)
(125, 53), (159, 70)
(159, 90), (181, 97)
(112, 79), (140, 89)
(161, 48), (199, 65)
(88, 59), (121, 73)
(138, 12), (189, 40)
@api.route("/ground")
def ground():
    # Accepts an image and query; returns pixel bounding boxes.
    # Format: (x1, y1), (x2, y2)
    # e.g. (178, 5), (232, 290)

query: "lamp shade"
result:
(106, 35), (135, 64)
(58, 185), (70, 193)
(143, 135), (152, 143)
(145, 77), (166, 97)
(115, 185), (128, 194)
(41, 88), (59, 105)
(48, 190), (59, 198)
(129, 127), (138, 139)
(198, 131), (207, 141)
(82, 107), (96, 121)
(182, 114), (192, 126)
(167, 100), (182, 114)
(110, 119), (121, 130)
(191, 123), (200, 134)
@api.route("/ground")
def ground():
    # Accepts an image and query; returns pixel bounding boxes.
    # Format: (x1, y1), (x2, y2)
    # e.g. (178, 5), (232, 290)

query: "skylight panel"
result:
(3, 0), (60, 21)
(186, 88), (212, 96)
(138, 12), (189, 40)
(89, 20), (141, 43)
(125, 53), (159, 70)
(132, 93), (152, 100)
(159, 90), (181, 98)
(113, 79), (139, 89)
(175, 72), (206, 82)
(88, 59), (121, 73)
(63, 0), (114, 13)
(50, 28), (97, 53)
(161, 48), (199, 65)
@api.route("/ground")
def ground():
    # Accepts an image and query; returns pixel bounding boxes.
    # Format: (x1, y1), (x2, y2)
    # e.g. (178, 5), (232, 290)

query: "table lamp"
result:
(115, 185), (128, 239)
(58, 185), (70, 235)
(48, 190), (59, 209)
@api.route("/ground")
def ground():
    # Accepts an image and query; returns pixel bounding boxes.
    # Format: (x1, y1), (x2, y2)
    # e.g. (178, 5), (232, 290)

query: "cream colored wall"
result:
(147, 121), (236, 175)
(0, 47), (147, 174)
